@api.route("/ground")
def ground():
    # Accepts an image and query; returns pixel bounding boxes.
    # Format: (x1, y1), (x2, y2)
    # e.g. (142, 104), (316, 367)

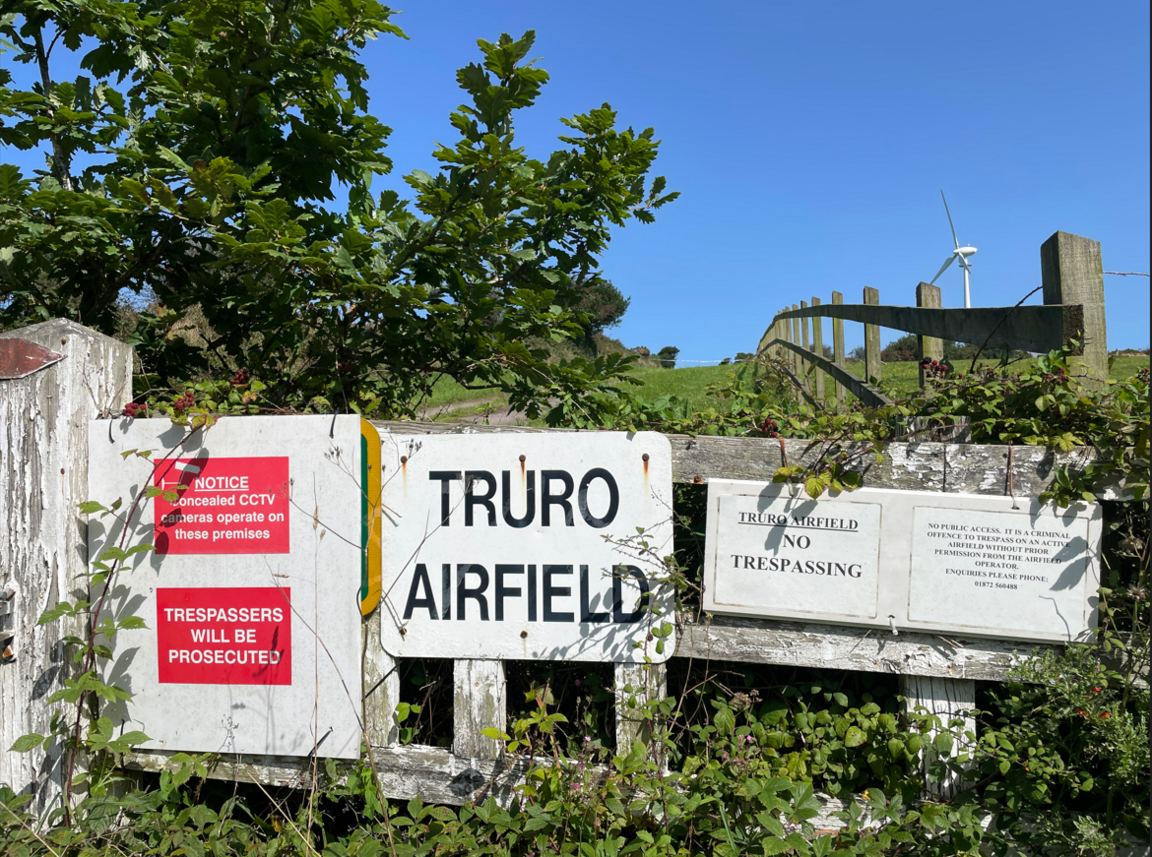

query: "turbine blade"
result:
(929, 254), (955, 285)
(940, 190), (959, 249)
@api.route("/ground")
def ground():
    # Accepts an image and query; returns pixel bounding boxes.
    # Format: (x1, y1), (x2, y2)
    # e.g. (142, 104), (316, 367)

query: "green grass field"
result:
(414, 354), (1148, 420)
(621, 354), (1148, 408)
(839, 354), (1149, 397)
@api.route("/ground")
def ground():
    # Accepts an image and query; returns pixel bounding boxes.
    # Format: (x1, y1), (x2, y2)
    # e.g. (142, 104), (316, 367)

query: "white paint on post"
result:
(453, 659), (506, 760)
(900, 675), (976, 799)
(0, 320), (133, 816)
(362, 608), (400, 748)
(615, 662), (667, 755)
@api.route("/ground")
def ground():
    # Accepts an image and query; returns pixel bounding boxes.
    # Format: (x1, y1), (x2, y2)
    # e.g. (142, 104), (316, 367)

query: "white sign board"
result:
(704, 480), (1101, 643)
(88, 416), (364, 759)
(378, 432), (675, 662)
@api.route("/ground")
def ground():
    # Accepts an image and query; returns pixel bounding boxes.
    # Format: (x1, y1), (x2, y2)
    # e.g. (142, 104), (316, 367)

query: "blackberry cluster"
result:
(1042, 367), (1070, 384)
(230, 368), (250, 386)
(919, 357), (950, 379)
(123, 402), (147, 418)
(173, 390), (196, 413)
(758, 416), (780, 438)
(1137, 367), (1149, 384)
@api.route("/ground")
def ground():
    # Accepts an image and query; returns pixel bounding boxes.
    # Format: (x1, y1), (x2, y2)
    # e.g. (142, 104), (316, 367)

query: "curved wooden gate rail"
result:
(757, 231), (1108, 407)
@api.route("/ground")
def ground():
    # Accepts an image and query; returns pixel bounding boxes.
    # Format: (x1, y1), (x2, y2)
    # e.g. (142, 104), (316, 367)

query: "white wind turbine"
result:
(928, 191), (977, 308)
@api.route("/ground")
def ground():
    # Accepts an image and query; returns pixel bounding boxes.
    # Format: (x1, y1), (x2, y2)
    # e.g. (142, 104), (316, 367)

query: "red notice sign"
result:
(154, 457), (290, 554)
(156, 588), (292, 685)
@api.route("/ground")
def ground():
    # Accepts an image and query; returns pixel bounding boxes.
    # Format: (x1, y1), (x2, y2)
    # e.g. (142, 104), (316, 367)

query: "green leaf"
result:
(804, 475), (825, 499)
(844, 726), (866, 748)
(10, 733), (45, 752)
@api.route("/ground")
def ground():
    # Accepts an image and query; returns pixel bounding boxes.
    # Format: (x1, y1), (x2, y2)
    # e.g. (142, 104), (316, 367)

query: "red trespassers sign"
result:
(153, 457), (290, 554)
(156, 587), (292, 685)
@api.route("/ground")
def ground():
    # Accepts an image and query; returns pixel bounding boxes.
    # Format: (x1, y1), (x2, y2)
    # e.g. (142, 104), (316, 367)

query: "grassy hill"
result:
(414, 352), (1149, 420)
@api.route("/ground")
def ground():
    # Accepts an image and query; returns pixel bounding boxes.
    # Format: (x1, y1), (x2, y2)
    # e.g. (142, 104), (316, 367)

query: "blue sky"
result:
(363, 1), (1150, 357)
(5, 1), (1149, 358)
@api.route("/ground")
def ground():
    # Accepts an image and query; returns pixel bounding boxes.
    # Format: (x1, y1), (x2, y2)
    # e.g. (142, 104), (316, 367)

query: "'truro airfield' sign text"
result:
(704, 480), (1102, 643)
(88, 416), (366, 759)
(378, 432), (675, 663)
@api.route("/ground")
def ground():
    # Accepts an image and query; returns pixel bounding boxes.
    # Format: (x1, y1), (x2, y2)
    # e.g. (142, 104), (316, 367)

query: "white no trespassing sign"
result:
(378, 432), (675, 662)
(703, 480), (1102, 643)
(87, 416), (364, 759)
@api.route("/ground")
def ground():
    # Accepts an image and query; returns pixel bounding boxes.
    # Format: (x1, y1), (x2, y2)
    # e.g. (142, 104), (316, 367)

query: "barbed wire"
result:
(1104, 271), (1150, 277)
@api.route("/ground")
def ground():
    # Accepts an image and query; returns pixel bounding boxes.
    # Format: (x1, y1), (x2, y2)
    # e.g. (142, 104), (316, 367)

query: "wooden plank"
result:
(1041, 231), (1107, 387)
(832, 291), (846, 409)
(677, 613), (1041, 681)
(453, 659), (505, 760)
(864, 286), (882, 386)
(368, 420), (1126, 500)
(900, 676), (976, 799)
(771, 302), (1079, 355)
(811, 297), (826, 403)
(766, 339), (891, 407)
(1, 319), (134, 816)
(915, 282), (943, 389)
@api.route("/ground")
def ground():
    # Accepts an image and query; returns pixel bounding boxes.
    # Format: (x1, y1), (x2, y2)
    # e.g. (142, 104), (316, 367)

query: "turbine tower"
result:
(928, 191), (977, 308)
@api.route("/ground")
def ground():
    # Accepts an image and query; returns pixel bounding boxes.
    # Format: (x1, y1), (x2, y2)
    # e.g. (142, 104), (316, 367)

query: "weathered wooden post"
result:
(1040, 231), (1108, 388)
(784, 309), (795, 366)
(863, 287), (882, 387)
(799, 301), (812, 392)
(0, 320), (133, 816)
(811, 297), (825, 403)
(454, 660), (506, 760)
(900, 675), (976, 799)
(616, 662), (667, 756)
(791, 306), (802, 379)
(832, 291), (846, 409)
(916, 282), (944, 389)
(363, 611), (401, 747)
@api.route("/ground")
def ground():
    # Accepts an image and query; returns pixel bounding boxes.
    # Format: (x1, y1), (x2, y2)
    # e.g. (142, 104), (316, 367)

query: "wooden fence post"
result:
(790, 306), (802, 379)
(863, 287), (882, 386)
(900, 676), (976, 800)
(832, 291), (846, 409)
(453, 659), (506, 760)
(615, 662), (667, 756)
(0, 319), (133, 817)
(784, 310), (794, 367)
(362, 611), (401, 747)
(811, 297), (825, 403)
(1040, 231), (1108, 388)
(916, 282), (943, 389)
(799, 301), (811, 391)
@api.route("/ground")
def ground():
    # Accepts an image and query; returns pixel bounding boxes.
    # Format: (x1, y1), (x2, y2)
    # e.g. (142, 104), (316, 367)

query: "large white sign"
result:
(703, 480), (1101, 643)
(88, 416), (364, 759)
(377, 432), (675, 662)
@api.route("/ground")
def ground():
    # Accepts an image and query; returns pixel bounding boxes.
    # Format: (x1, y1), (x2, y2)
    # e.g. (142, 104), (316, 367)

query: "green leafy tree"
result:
(0, 2), (676, 424)
(572, 277), (630, 338)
